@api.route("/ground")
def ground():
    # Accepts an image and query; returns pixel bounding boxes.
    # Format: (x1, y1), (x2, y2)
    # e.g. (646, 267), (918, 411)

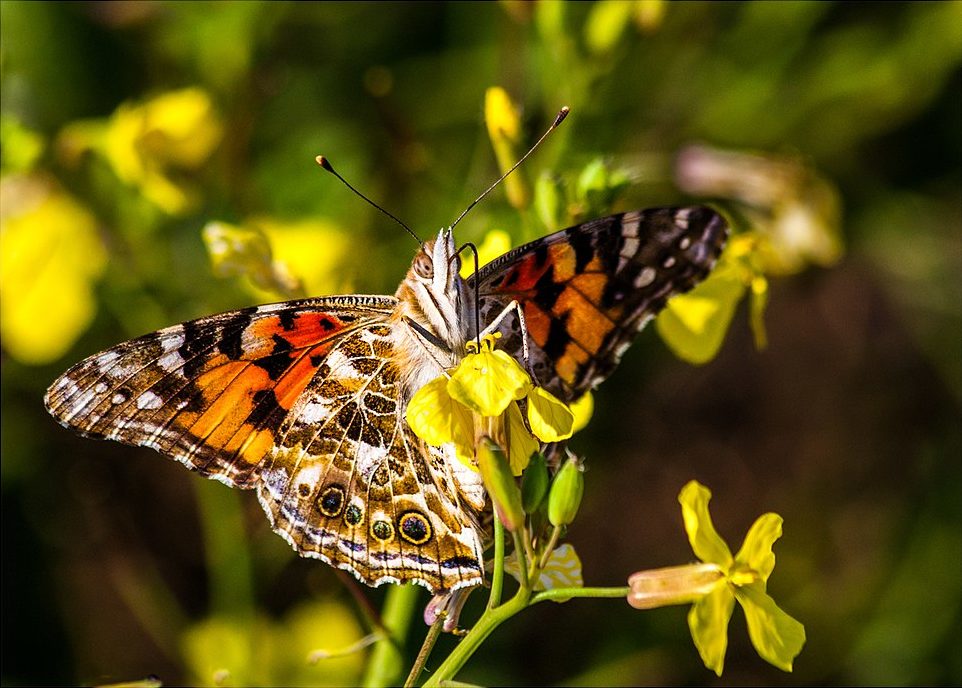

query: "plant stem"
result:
(537, 525), (562, 570)
(423, 587), (532, 686)
(404, 609), (446, 687)
(362, 583), (420, 688)
(531, 586), (631, 604)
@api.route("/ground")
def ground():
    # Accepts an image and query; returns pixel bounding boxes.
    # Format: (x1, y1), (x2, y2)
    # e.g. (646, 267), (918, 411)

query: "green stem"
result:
(362, 584), (420, 688)
(423, 587), (532, 687)
(531, 586), (631, 605)
(510, 529), (529, 590)
(537, 525), (562, 571)
(488, 513), (505, 610)
(404, 609), (446, 688)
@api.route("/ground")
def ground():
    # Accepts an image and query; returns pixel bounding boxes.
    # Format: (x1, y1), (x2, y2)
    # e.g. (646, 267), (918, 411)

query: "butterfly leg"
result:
(480, 299), (530, 368)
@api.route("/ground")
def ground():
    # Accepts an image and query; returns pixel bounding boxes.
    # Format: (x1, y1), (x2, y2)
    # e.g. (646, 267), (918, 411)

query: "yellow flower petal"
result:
(526, 386), (574, 442)
(656, 268), (746, 365)
(678, 481), (733, 568)
(734, 512), (783, 583)
(735, 582), (806, 673)
(505, 400), (538, 476)
(406, 377), (475, 460)
(569, 391), (594, 434)
(448, 338), (532, 416)
(688, 580), (736, 677)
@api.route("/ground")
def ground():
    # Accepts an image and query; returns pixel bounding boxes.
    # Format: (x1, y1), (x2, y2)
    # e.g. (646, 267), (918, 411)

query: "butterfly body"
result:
(45, 206), (727, 592)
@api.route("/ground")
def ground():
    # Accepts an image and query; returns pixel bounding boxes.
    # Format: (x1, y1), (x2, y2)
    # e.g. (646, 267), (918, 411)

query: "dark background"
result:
(2, 2), (960, 685)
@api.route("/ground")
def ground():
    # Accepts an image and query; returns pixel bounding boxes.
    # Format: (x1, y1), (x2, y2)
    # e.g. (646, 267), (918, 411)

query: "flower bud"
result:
(521, 452), (549, 514)
(547, 454), (584, 527)
(478, 437), (524, 531)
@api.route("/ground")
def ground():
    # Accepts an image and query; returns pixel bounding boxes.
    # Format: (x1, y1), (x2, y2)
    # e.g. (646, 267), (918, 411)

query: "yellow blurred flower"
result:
(0, 174), (106, 365)
(203, 217), (353, 300)
(485, 87), (529, 210)
(59, 87), (222, 215)
(459, 228), (511, 279)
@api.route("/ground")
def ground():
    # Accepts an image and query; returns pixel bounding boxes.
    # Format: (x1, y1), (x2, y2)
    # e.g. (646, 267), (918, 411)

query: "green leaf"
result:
(735, 582), (806, 672)
(678, 481), (733, 568)
(734, 513), (783, 582)
(687, 581), (736, 676)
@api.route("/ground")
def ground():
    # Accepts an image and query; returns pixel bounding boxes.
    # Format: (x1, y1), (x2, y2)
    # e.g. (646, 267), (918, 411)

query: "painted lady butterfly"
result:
(45, 205), (727, 593)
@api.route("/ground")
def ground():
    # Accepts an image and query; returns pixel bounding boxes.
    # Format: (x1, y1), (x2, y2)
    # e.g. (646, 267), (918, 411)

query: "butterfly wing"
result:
(469, 206), (728, 401)
(45, 296), (483, 592)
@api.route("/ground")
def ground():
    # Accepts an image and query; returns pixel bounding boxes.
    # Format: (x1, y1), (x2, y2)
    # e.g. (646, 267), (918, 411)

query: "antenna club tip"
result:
(554, 106), (570, 125)
(315, 155), (334, 171)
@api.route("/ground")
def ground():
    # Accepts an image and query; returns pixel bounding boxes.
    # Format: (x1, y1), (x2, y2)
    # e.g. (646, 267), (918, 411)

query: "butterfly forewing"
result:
(470, 206), (728, 401)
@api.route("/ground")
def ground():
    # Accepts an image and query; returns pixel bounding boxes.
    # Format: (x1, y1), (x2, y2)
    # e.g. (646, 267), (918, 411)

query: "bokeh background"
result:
(2, 2), (960, 686)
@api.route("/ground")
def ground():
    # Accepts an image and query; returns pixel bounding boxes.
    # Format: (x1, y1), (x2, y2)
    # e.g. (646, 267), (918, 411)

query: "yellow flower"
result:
(59, 87), (222, 215)
(0, 174), (106, 365)
(627, 481), (805, 676)
(407, 334), (574, 476)
(459, 228), (511, 279)
(203, 217), (352, 300)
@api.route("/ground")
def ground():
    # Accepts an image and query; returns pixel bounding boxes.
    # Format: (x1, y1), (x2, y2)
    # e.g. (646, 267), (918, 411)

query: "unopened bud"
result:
(548, 454), (584, 527)
(478, 437), (524, 531)
(521, 452), (549, 513)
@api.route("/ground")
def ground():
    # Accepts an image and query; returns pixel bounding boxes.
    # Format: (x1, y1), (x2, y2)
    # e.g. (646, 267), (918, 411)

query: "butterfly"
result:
(45, 205), (728, 593)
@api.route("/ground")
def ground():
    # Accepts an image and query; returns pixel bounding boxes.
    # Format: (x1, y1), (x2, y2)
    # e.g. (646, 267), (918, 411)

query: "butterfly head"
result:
(396, 228), (468, 366)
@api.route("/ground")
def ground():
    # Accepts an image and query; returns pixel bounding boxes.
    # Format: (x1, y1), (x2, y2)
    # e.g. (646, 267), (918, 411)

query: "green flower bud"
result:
(548, 455), (584, 527)
(521, 452), (550, 514)
(478, 437), (524, 531)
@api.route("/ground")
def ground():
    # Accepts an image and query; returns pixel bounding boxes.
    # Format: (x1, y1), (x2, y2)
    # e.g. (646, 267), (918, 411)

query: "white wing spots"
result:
(634, 266), (657, 288)
(674, 208), (691, 228)
(157, 350), (185, 372)
(678, 236), (692, 250)
(300, 399), (333, 424)
(94, 382), (108, 394)
(619, 235), (641, 271)
(294, 463), (324, 496)
(111, 391), (129, 405)
(662, 256), (676, 269)
(136, 390), (164, 410)
(622, 214), (641, 237)
(356, 442), (390, 481)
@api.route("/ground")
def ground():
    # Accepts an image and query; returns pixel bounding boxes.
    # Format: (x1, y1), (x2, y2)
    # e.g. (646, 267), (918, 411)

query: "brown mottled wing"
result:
(469, 206), (728, 402)
(44, 295), (483, 592)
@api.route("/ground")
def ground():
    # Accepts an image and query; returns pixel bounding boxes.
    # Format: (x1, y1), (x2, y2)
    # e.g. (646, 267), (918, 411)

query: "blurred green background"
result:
(2, 1), (960, 685)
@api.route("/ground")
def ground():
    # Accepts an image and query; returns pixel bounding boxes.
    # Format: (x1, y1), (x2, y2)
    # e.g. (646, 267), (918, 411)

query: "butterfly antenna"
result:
(449, 106), (569, 231)
(316, 155), (423, 246)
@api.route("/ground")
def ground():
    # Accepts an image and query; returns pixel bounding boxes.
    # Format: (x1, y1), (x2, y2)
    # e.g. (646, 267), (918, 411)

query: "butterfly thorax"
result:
(390, 228), (470, 397)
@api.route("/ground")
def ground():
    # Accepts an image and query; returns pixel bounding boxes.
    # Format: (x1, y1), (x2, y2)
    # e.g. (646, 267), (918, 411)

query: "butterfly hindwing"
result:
(470, 206), (728, 401)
